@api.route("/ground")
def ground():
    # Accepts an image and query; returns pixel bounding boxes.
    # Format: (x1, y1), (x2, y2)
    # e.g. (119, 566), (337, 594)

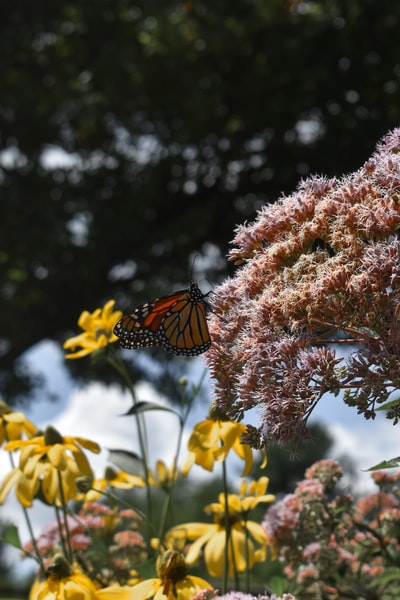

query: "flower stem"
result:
(6, 441), (45, 573)
(21, 504), (46, 574)
(157, 376), (204, 546)
(56, 471), (73, 563)
(107, 349), (153, 534)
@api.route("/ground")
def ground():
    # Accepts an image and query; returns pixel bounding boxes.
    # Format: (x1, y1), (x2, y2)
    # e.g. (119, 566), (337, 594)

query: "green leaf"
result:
(0, 524), (22, 549)
(376, 397), (400, 411)
(365, 457), (400, 471)
(267, 575), (289, 596)
(370, 566), (400, 587)
(107, 449), (144, 476)
(122, 401), (178, 417)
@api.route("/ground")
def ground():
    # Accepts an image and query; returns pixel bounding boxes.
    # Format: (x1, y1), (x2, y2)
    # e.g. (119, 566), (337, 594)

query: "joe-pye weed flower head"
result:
(206, 129), (400, 445)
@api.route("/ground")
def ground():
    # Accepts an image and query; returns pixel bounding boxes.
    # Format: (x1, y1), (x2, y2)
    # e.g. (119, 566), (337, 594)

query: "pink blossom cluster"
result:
(193, 591), (297, 600)
(206, 129), (400, 445)
(262, 460), (400, 598)
(23, 503), (146, 585)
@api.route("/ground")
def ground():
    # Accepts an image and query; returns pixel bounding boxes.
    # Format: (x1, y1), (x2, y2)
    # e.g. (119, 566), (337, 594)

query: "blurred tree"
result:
(1, 0), (400, 401)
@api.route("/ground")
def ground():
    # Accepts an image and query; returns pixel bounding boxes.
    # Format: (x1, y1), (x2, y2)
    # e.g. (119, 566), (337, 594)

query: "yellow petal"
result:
(229, 527), (254, 572)
(218, 421), (243, 448)
(245, 520), (270, 545)
(64, 347), (93, 360)
(181, 453), (195, 477)
(0, 469), (22, 505)
(174, 576), (213, 600)
(48, 444), (67, 470)
(97, 586), (133, 600)
(203, 530), (228, 577)
(78, 309), (101, 330)
(41, 466), (60, 504)
(125, 578), (161, 600)
(255, 476), (269, 495)
(15, 472), (39, 507)
(156, 460), (167, 481)
(3, 412), (37, 438)
(235, 442), (253, 477)
(69, 437), (101, 454)
(239, 479), (248, 496)
(260, 447), (268, 468)
(186, 533), (212, 566)
(63, 332), (90, 349)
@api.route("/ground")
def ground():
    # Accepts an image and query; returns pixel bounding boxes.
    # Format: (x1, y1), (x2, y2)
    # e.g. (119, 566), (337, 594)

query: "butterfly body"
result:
(113, 281), (211, 356)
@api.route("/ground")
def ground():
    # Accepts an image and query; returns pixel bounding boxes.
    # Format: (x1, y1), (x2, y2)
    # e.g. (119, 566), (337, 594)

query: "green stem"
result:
(6, 439), (45, 573)
(91, 487), (154, 535)
(221, 459), (240, 592)
(157, 377), (201, 546)
(106, 349), (153, 533)
(243, 518), (250, 593)
(56, 471), (73, 563)
(221, 459), (230, 594)
(54, 505), (69, 559)
(21, 504), (46, 573)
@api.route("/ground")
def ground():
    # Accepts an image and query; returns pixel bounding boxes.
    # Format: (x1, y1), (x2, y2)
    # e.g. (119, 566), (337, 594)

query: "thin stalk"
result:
(56, 471), (73, 563)
(106, 349), (153, 530)
(221, 460), (240, 592)
(6, 438), (45, 573)
(221, 459), (230, 594)
(91, 487), (154, 536)
(21, 503), (46, 573)
(54, 505), (69, 559)
(156, 377), (201, 546)
(243, 518), (251, 593)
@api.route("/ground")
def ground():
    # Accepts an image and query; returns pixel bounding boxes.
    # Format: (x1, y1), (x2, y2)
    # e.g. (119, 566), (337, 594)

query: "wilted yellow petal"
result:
(0, 469), (22, 505)
(15, 472), (40, 507)
(48, 444), (68, 469)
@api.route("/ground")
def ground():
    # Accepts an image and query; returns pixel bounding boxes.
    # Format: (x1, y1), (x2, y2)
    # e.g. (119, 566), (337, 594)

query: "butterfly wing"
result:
(113, 282), (211, 356)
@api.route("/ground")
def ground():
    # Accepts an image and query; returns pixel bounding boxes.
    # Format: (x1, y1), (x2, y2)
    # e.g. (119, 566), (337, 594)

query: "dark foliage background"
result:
(1, 0), (400, 402)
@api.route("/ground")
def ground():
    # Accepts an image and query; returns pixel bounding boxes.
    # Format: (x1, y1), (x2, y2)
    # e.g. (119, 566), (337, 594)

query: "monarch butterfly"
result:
(113, 281), (211, 356)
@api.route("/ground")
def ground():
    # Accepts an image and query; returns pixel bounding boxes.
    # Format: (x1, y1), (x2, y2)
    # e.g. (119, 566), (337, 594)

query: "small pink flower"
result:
(371, 471), (400, 486)
(296, 566), (319, 584)
(302, 542), (321, 559)
(262, 494), (302, 539)
(356, 492), (397, 516)
(70, 533), (92, 550)
(113, 530), (146, 548)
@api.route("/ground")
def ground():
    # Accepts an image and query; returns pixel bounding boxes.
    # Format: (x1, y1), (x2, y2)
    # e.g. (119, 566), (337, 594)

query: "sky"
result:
(1, 339), (400, 581)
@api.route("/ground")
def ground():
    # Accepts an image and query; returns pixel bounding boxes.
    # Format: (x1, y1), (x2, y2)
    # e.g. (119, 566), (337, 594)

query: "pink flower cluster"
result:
(23, 503), (146, 585)
(206, 129), (400, 444)
(193, 591), (297, 600)
(262, 460), (400, 598)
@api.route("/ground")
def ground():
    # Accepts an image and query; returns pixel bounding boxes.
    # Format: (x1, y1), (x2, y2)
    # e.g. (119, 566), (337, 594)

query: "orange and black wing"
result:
(113, 281), (211, 356)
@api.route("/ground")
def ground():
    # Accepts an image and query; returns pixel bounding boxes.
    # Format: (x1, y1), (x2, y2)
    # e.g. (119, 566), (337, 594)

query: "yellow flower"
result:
(83, 466), (145, 502)
(0, 401), (37, 446)
(127, 550), (212, 600)
(148, 460), (178, 491)
(165, 483), (274, 578)
(182, 418), (253, 477)
(29, 554), (133, 600)
(29, 554), (99, 600)
(0, 426), (100, 506)
(64, 300), (122, 359)
(236, 476), (275, 513)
